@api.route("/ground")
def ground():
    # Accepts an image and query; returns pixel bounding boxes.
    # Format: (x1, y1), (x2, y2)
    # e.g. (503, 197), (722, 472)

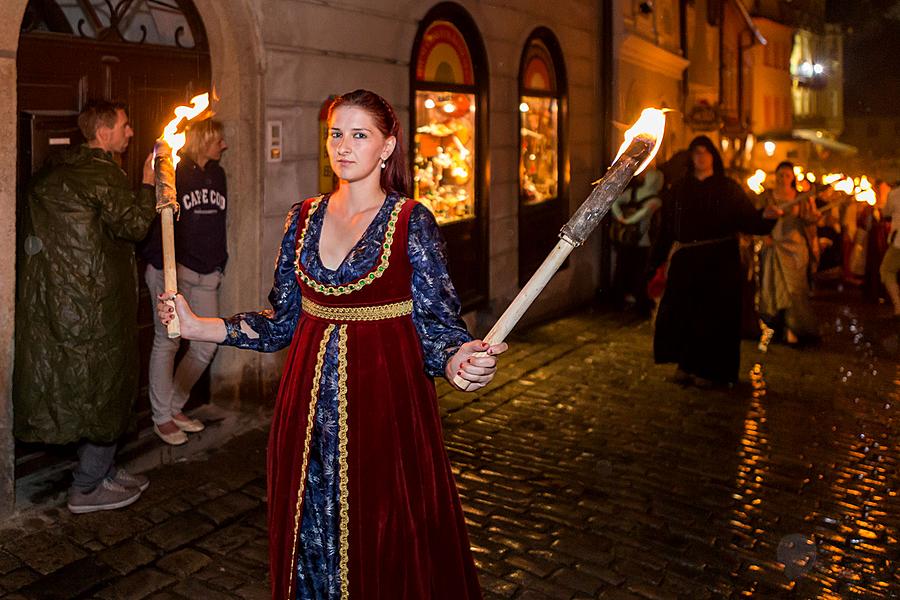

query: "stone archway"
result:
(0, 0), (266, 516)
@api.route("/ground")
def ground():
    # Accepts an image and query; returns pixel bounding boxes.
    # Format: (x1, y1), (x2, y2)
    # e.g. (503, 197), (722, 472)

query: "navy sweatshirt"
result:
(140, 156), (228, 274)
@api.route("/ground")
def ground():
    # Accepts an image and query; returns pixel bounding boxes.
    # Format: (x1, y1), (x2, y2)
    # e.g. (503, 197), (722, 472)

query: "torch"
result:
(154, 93), (210, 338)
(453, 108), (667, 391)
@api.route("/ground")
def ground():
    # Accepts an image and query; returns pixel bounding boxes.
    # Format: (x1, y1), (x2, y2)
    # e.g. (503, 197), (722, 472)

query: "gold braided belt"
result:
(301, 296), (413, 322)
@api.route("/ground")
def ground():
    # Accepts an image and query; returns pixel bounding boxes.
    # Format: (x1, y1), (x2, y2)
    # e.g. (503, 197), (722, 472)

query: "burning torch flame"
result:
(822, 173), (844, 186)
(833, 177), (855, 195)
(855, 188), (876, 206)
(159, 93), (210, 167)
(858, 175), (872, 190)
(747, 169), (766, 195)
(613, 108), (667, 177)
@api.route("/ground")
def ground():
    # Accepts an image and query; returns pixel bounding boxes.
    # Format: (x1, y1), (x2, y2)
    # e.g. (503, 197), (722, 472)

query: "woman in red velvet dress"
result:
(158, 89), (506, 599)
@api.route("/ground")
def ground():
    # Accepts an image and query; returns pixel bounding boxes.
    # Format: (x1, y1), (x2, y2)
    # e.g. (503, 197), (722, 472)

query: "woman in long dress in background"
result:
(756, 161), (821, 350)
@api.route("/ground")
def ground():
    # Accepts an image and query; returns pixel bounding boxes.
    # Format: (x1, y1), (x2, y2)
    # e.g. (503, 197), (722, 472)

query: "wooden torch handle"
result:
(161, 206), (181, 339)
(451, 238), (576, 391)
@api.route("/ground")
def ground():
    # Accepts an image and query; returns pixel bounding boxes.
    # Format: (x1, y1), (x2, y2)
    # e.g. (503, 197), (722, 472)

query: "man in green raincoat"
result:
(15, 99), (158, 514)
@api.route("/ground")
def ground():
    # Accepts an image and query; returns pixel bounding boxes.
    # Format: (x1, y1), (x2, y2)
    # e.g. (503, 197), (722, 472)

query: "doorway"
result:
(15, 0), (211, 478)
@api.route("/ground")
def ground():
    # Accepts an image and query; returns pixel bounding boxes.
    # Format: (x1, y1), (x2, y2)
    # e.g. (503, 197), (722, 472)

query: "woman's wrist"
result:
(184, 315), (227, 343)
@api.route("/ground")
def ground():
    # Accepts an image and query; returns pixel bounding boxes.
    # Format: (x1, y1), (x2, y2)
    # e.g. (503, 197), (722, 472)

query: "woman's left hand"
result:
(446, 339), (509, 392)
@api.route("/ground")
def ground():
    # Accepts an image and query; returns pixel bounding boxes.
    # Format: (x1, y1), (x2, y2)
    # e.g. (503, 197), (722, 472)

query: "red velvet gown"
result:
(266, 197), (482, 599)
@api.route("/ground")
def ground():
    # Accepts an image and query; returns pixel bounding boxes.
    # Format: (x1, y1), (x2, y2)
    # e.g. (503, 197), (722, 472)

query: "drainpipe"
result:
(598, 0), (614, 296)
(680, 0), (689, 113)
(719, 0), (725, 111)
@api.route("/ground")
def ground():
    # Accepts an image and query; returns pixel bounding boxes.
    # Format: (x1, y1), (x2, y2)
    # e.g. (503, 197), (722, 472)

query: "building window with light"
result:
(517, 28), (568, 285)
(412, 19), (476, 225)
(519, 39), (560, 205)
(410, 3), (489, 308)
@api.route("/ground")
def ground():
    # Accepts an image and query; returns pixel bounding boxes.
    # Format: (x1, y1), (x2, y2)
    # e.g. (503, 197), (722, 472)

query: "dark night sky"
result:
(826, 0), (900, 116)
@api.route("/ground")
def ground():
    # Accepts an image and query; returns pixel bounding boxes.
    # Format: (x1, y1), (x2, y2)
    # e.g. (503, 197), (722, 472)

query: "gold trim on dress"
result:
(337, 324), (350, 597)
(301, 297), (413, 322)
(288, 323), (334, 600)
(294, 196), (407, 296)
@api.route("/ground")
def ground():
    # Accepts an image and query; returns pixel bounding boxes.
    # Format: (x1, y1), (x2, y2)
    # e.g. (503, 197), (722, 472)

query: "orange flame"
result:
(160, 93), (210, 167)
(614, 108), (667, 176)
(833, 177), (854, 195)
(747, 169), (766, 195)
(855, 188), (876, 205)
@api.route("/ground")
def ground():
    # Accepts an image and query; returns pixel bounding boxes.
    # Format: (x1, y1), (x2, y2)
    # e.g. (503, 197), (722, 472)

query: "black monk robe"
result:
(650, 174), (776, 384)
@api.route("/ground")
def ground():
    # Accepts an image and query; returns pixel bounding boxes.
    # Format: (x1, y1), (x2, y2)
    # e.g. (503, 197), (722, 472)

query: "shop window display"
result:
(519, 96), (558, 205)
(414, 91), (476, 224)
(519, 38), (560, 206)
(411, 9), (488, 307)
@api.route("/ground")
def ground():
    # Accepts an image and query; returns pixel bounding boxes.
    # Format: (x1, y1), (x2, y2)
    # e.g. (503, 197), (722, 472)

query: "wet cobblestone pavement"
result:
(0, 290), (897, 599)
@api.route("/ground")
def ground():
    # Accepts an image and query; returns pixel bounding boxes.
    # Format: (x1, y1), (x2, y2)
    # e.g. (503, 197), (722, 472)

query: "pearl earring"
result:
(381, 159), (386, 169)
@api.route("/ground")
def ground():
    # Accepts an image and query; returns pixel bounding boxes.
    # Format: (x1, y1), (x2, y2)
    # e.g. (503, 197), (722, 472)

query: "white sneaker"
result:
(113, 468), (150, 492)
(67, 478), (142, 514)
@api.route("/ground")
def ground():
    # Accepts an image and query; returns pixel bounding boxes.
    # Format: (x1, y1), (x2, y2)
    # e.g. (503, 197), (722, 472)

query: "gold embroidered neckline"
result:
(295, 196), (405, 296)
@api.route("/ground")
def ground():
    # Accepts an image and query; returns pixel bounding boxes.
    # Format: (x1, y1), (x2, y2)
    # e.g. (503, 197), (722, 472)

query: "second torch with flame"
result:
(453, 108), (667, 390)
(154, 93), (210, 338)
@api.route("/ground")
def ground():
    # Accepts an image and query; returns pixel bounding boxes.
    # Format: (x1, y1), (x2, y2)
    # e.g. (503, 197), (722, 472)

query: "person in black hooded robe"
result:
(649, 136), (781, 386)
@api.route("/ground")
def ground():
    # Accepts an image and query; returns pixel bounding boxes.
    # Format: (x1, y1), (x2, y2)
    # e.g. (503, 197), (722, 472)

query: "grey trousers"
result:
(72, 441), (117, 492)
(145, 264), (222, 425)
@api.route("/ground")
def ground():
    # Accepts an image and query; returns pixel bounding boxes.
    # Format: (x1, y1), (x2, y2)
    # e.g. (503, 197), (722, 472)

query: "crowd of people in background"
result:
(610, 134), (900, 389)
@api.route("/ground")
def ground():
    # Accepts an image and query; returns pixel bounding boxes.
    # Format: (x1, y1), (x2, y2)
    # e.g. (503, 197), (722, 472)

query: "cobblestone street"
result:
(0, 290), (897, 599)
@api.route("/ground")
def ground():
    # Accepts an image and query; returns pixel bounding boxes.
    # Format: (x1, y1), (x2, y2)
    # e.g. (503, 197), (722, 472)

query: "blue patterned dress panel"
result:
(221, 204), (302, 352)
(296, 327), (341, 599)
(221, 194), (472, 375)
(407, 203), (473, 376)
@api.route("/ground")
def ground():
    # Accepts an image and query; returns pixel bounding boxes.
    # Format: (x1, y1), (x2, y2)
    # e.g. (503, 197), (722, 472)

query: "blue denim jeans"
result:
(71, 441), (117, 492)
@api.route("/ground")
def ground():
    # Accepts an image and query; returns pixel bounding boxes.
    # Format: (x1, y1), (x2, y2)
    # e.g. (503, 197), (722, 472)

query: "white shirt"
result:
(887, 187), (900, 248)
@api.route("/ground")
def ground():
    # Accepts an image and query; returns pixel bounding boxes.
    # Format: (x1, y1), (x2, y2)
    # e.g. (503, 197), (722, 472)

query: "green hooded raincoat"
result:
(14, 145), (156, 444)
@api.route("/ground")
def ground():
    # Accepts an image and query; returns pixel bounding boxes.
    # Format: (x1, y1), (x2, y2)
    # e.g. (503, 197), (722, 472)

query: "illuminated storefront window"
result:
(411, 6), (488, 308)
(413, 21), (477, 225)
(517, 29), (567, 286)
(519, 39), (559, 205)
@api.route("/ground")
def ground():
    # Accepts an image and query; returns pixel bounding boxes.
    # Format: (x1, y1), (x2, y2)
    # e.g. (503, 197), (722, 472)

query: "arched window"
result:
(519, 37), (561, 206)
(518, 28), (568, 285)
(411, 3), (489, 308)
(412, 17), (477, 224)
(20, 0), (205, 48)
